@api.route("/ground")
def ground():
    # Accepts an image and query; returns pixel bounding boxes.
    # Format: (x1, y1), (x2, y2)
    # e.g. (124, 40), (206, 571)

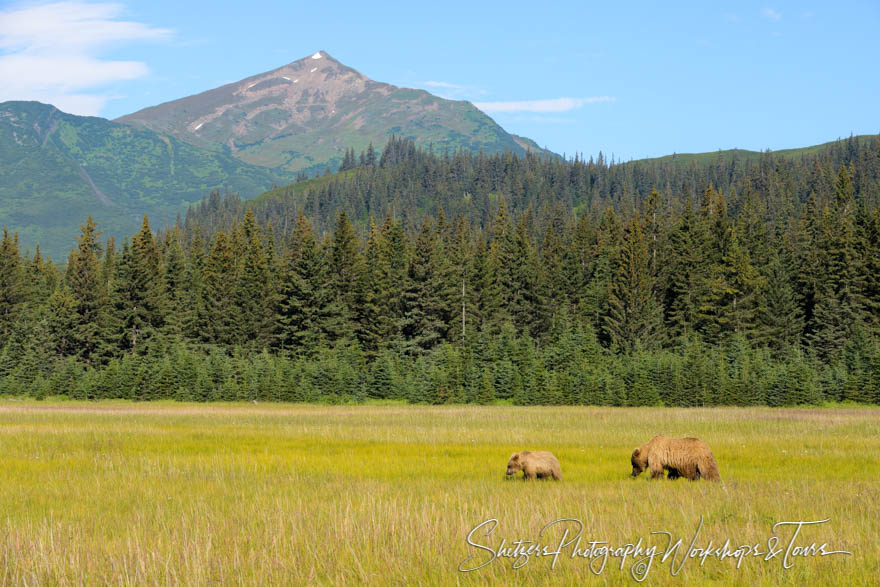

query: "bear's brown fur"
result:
(630, 435), (720, 481)
(506, 451), (562, 480)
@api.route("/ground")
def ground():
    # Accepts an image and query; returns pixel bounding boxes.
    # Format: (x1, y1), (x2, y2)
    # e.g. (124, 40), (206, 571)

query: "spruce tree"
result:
(583, 207), (620, 346)
(478, 366), (495, 404)
(701, 227), (764, 344)
(447, 215), (478, 341)
(355, 218), (395, 353)
(276, 213), (345, 353)
(198, 231), (237, 345)
(66, 217), (107, 363)
(666, 200), (709, 343)
(398, 220), (445, 355)
(604, 214), (662, 353)
(808, 166), (867, 360)
(329, 210), (363, 336)
(162, 228), (187, 337)
(181, 227), (205, 339)
(756, 250), (804, 354)
(859, 208), (880, 335)
(108, 217), (166, 354)
(234, 209), (274, 347)
(509, 211), (548, 338)
(0, 229), (25, 340)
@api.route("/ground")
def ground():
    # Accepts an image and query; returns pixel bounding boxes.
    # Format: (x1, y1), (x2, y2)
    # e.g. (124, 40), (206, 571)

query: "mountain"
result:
(0, 101), (295, 260)
(117, 51), (555, 174)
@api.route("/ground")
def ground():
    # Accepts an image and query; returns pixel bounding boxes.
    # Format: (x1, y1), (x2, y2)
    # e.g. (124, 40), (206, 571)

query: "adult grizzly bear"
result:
(630, 435), (720, 481)
(505, 451), (562, 480)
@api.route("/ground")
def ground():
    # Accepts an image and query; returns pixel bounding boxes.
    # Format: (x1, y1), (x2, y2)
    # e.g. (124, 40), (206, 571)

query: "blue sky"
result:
(1, 0), (877, 160)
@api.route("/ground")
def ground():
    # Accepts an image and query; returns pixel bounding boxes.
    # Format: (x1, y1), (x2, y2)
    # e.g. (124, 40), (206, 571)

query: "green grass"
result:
(0, 401), (877, 584)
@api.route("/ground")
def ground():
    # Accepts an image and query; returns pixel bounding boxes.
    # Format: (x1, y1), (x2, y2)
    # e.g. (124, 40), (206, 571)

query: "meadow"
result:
(0, 401), (878, 585)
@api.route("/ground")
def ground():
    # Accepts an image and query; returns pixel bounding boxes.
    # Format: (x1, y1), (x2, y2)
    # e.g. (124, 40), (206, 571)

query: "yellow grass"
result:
(0, 401), (878, 585)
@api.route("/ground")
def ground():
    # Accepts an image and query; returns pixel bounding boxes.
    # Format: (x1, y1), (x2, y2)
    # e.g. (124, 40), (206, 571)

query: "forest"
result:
(1, 135), (879, 405)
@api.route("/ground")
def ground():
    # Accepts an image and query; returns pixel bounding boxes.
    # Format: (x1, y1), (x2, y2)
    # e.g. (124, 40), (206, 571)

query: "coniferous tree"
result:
(0, 229), (25, 340)
(198, 231), (237, 345)
(355, 218), (395, 352)
(234, 209), (274, 347)
(808, 165), (866, 360)
(509, 210), (548, 338)
(472, 236), (500, 332)
(66, 217), (106, 363)
(447, 215), (478, 342)
(276, 213), (345, 353)
(702, 227), (764, 343)
(859, 208), (880, 334)
(181, 227), (205, 339)
(478, 366), (495, 404)
(4, 134), (880, 406)
(583, 207), (620, 345)
(162, 228), (187, 337)
(756, 250), (804, 355)
(665, 200), (709, 344)
(567, 213), (596, 322)
(108, 218), (166, 354)
(540, 214), (569, 316)
(399, 220), (446, 354)
(27, 245), (59, 303)
(605, 215), (662, 353)
(382, 213), (409, 331)
(329, 210), (363, 337)
(44, 289), (78, 358)
(485, 197), (516, 333)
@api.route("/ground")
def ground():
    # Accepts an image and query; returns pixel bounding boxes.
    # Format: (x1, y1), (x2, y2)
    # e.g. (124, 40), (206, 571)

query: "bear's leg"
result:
(649, 460), (665, 480)
(523, 466), (536, 480)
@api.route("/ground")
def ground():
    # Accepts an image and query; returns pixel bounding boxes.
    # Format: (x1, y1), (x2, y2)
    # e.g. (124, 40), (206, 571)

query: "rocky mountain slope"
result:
(117, 51), (554, 174)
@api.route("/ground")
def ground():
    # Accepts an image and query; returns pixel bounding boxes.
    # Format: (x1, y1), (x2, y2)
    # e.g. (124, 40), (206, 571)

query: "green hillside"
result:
(0, 101), (295, 260)
(637, 135), (877, 166)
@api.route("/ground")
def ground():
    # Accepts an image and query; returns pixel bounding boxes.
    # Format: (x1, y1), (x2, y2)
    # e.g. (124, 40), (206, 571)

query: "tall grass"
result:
(0, 402), (877, 584)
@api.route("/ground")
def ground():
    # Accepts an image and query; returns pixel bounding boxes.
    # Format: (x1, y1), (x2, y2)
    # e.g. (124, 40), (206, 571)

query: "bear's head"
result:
(631, 447), (648, 477)
(506, 453), (522, 476)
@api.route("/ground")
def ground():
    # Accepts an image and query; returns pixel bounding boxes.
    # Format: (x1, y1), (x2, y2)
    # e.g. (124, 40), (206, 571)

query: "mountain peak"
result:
(117, 51), (550, 173)
(265, 49), (368, 84)
(285, 50), (338, 67)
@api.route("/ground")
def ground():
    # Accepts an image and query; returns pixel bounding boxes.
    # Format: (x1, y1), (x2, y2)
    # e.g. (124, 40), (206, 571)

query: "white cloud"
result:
(761, 7), (782, 21)
(423, 81), (464, 90)
(0, 2), (170, 115)
(473, 96), (615, 114)
(421, 80), (486, 100)
(505, 115), (576, 124)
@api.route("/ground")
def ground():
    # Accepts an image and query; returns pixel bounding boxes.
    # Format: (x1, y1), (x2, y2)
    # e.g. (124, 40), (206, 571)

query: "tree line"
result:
(1, 135), (879, 405)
